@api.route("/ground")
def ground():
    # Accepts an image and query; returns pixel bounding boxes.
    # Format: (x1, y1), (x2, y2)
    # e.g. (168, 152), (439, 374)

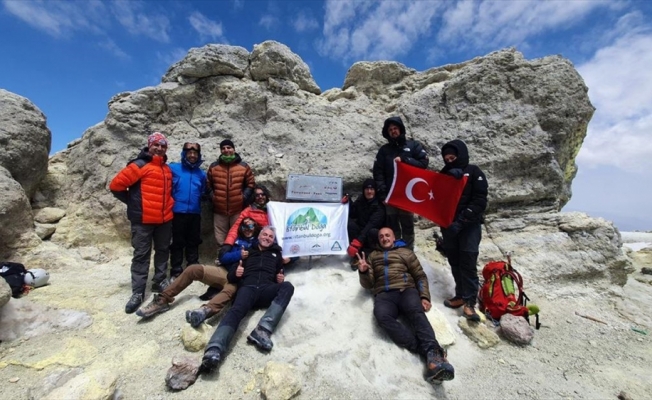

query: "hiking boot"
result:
(425, 347), (455, 383)
(247, 326), (273, 352)
(135, 294), (170, 318)
(463, 304), (481, 322)
(125, 292), (143, 314)
(185, 306), (211, 328)
(201, 347), (223, 372)
(151, 278), (170, 293)
(443, 297), (464, 309)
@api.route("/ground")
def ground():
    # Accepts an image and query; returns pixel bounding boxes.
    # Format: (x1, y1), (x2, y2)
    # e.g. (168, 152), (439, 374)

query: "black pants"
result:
(442, 223), (481, 305)
(347, 220), (379, 255)
(373, 288), (439, 356)
(169, 213), (201, 276)
(130, 221), (172, 295)
(218, 282), (294, 333)
(386, 205), (414, 250)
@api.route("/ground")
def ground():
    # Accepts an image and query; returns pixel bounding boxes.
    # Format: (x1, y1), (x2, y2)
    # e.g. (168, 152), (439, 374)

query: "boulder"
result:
(0, 166), (36, 256)
(33, 207), (66, 224)
(165, 356), (200, 390)
(42, 369), (117, 400)
(0, 89), (51, 198)
(0, 278), (11, 308)
(181, 323), (210, 352)
(500, 314), (535, 345)
(250, 40), (321, 94)
(261, 361), (302, 400)
(458, 318), (501, 349)
(162, 44), (250, 84)
(34, 223), (56, 240)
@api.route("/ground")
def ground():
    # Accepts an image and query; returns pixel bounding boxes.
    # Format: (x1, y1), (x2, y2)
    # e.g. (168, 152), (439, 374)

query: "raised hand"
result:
(276, 269), (284, 283)
(235, 260), (244, 277)
(356, 251), (369, 273)
(241, 246), (249, 260)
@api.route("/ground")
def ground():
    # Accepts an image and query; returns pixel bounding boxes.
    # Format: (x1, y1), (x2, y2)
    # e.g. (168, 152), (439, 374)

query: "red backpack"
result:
(478, 255), (540, 329)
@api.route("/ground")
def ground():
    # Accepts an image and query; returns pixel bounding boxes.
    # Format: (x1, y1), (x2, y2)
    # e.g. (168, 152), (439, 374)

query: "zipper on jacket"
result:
(383, 251), (390, 291)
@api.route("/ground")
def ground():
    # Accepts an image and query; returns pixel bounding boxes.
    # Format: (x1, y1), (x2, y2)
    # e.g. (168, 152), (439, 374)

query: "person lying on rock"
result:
(356, 227), (455, 383)
(109, 132), (174, 314)
(201, 226), (294, 372)
(135, 217), (260, 327)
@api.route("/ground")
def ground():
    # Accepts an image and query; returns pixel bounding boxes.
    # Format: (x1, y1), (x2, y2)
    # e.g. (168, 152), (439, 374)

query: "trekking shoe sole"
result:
(427, 369), (455, 384)
(135, 305), (170, 318)
(246, 334), (272, 352)
(463, 313), (481, 322)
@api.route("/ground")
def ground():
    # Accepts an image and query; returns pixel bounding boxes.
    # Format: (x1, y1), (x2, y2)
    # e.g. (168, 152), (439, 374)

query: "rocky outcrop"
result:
(0, 42), (628, 284)
(0, 166), (38, 257)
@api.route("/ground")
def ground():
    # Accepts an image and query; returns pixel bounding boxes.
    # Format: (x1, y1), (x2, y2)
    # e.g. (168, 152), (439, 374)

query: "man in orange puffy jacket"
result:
(206, 140), (255, 257)
(110, 132), (175, 314)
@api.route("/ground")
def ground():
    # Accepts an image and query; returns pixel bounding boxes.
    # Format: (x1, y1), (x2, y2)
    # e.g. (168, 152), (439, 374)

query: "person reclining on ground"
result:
(135, 217), (260, 327)
(201, 226), (294, 372)
(356, 227), (455, 383)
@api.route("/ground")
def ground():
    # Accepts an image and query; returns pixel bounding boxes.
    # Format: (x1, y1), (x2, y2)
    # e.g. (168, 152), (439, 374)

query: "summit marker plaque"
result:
(286, 174), (342, 203)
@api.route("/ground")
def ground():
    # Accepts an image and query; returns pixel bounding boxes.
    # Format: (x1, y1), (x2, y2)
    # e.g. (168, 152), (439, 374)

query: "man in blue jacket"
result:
(169, 142), (208, 279)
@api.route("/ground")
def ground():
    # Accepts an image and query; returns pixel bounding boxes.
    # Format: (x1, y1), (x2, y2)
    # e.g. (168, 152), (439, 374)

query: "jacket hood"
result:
(441, 139), (469, 170)
(382, 116), (407, 145)
(180, 148), (204, 169)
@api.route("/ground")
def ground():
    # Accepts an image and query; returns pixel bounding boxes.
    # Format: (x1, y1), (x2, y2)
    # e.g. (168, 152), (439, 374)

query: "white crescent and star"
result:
(405, 178), (435, 202)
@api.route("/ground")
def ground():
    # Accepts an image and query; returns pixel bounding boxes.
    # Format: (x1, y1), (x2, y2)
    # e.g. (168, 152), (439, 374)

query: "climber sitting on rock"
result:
(135, 217), (260, 327)
(201, 226), (294, 372)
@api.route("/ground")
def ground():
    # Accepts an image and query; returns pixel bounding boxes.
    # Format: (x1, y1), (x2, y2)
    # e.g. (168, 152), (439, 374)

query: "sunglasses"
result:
(242, 223), (256, 229)
(183, 143), (200, 152)
(255, 193), (266, 198)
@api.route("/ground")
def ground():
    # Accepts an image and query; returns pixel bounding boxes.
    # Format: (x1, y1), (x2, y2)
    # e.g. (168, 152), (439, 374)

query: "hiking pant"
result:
(170, 213), (202, 276)
(214, 282), (294, 338)
(347, 220), (379, 255)
(373, 288), (439, 356)
(130, 221), (172, 295)
(385, 205), (414, 250)
(213, 213), (240, 247)
(442, 223), (481, 306)
(159, 264), (237, 315)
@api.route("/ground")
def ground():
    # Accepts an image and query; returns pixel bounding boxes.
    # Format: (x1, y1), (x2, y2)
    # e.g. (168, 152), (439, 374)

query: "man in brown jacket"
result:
(207, 140), (255, 253)
(357, 227), (454, 383)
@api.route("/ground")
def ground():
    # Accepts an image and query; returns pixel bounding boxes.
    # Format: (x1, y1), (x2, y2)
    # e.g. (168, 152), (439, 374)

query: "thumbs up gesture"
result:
(235, 260), (244, 277)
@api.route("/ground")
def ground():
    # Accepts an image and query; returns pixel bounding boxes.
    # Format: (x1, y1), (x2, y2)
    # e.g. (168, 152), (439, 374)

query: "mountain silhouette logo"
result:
(286, 207), (328, 232)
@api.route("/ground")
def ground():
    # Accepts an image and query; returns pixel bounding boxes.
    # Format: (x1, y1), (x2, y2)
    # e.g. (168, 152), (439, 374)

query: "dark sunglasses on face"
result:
(243, 223), (256, 229)
(255, 193), (265, 198)
(183, 142), (200, 152)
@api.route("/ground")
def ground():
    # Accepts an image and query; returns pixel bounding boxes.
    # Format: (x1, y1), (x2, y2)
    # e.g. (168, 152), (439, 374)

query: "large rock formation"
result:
(6, 41), (630, 283)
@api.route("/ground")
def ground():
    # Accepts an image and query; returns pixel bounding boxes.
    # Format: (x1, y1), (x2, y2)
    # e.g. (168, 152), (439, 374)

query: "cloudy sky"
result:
(1, 0), (651, 231)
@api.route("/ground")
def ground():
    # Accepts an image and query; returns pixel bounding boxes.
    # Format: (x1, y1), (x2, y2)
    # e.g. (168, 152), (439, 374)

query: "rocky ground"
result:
(0, 231), (651, 400)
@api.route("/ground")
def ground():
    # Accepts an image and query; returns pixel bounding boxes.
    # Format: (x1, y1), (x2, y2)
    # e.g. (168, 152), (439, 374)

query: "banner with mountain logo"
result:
(267, 201), (349, 257)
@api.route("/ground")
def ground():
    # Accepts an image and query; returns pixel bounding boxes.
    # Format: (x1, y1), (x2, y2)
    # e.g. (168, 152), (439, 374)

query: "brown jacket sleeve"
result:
(405, 249), (431, 301)
(358, 252), (376, 289)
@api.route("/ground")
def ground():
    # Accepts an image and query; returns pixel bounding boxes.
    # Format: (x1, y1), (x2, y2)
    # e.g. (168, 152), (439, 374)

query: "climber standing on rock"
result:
(438, 139), (488, 322)
(109, 132), (174, 314)
(207, 139), (255, 263)
(373, 116), (428, 250)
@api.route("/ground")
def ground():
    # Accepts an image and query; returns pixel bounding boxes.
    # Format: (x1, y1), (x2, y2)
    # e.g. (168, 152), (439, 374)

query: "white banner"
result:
(267, 201), (349, 257)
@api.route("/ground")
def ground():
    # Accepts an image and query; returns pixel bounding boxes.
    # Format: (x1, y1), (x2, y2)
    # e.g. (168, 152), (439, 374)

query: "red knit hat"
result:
(148, 132), (168, 148)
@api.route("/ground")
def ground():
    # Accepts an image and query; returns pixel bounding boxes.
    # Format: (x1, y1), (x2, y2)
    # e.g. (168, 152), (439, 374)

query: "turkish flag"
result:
(386, 161), (467, 228)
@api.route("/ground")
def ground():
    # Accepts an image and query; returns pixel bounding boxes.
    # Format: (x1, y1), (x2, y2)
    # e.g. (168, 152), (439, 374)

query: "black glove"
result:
(446, 222), (463, 237)
(448, 168), (464, 179)
(460, 208), (474, 222)
(218, 244), (233, 259)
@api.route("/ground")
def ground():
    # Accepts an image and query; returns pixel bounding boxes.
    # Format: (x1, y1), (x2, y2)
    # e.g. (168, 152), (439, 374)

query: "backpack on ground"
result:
(478, 253), (540, 329)
(0, 261), (28, 298)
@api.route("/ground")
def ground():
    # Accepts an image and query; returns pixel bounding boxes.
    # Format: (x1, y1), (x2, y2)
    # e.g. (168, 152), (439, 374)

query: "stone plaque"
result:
(286, 174), (342, 202)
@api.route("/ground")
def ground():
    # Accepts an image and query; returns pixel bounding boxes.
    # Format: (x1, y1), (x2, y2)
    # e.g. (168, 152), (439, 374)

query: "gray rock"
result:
(250, 40), (321, 94)
(33, 207), (66, 224)
(261, 361), (302, 400)
(76, 246), (105, 262)
(500, 314), (535, 345)
(0, 89), (51, 198)
(0, 278), (11, 308)
(162, 44), (250, 84)
(28, 368), (84, 400)
(42, 369), (117, 400)
(0, 166), (37, 256)
(34, 223), (56, 240)
(458, 318), (501, 349)
(343, 61), (416, 97)
(165, 356), (200, 391)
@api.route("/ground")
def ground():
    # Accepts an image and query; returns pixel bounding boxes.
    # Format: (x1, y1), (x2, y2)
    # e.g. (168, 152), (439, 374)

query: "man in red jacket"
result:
(110, 132), (175, 314)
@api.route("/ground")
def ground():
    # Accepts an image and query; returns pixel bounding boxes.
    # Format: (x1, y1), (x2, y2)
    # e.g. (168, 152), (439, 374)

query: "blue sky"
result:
(1, 0), (651, 231)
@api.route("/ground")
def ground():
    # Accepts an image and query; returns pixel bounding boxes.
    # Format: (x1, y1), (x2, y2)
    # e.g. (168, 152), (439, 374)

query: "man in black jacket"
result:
(345, 179), (386, 268)
(439, 140), (488, 321)
(201, 226), (294, 372)
(373, 116), (428, 250)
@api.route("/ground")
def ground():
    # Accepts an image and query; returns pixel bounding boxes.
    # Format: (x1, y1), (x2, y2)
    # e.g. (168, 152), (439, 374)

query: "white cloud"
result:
(98, 38), (130, 59)
(292, 11), (319, 33)
(111, 0), (170, 42)
(189, 11), (224, 42)
(259, 14), (278, 30)
(232, 0), (244, 11)
(319, 0), (441, 61)
(2, 0), (107, 37)
(438, 0), (615, 51)
(576, 28), (652, 172)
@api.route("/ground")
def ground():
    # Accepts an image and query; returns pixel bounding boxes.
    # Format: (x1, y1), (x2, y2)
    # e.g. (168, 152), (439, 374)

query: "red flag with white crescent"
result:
(386, 161), (467, 227)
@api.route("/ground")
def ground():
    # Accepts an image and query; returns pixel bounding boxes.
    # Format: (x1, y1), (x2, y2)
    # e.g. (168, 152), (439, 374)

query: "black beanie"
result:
(442, 147), (457, 157)
(362, 179), (376, 190)
(220, 139), (235, 149)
